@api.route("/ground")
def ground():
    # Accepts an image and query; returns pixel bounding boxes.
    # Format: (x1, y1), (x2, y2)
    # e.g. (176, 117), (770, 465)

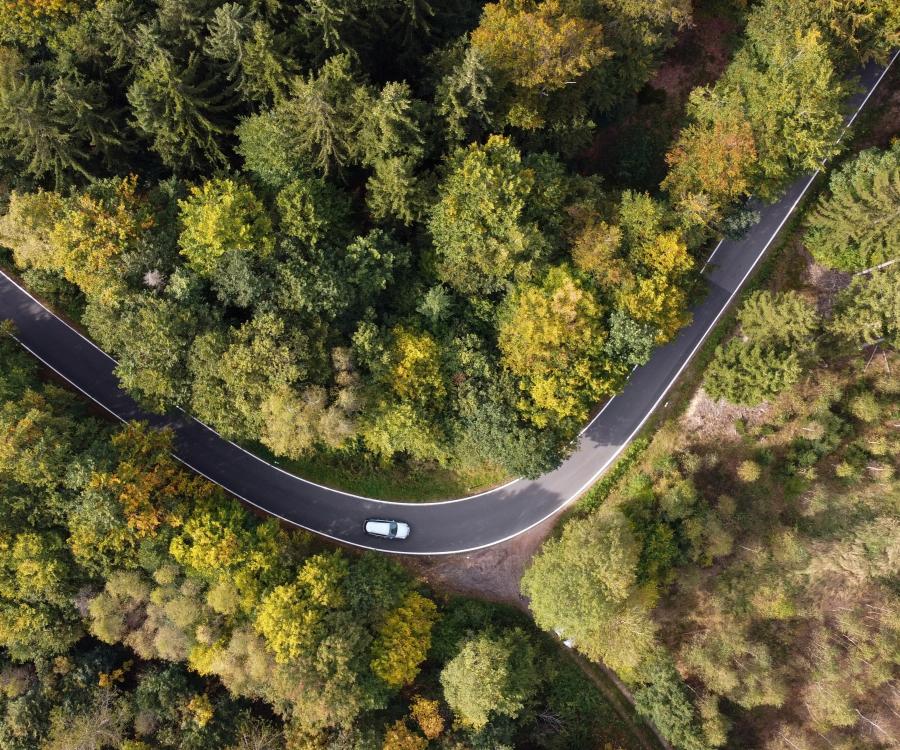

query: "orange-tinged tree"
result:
(381, 720), (427, 750)
(662, 91), (758, 215)
(410, 695), (445, 739)
(93, 424), (191, 539)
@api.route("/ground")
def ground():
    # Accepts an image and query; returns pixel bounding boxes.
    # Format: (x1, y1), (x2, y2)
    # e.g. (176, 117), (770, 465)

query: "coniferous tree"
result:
(0, 53), (91, 186)
(830, 265), (900, 348)
(203, 3), (290, 105)
(704, 341), (802, 406)
(435, 44), (493, 146)
(805, 143), (900, 271)
(128, 50), (231, 171)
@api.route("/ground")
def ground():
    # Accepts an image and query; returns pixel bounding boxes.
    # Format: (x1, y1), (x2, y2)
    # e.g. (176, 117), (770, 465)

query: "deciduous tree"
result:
(440, 629), (539, 729)
(471, 0), (609, 128)
(429, 135), (542, 294)
(188, 313), (318, 440)
(723, 0), (846, 197)
(521, 509), (657, 680)
(178, 178), (273, 277)
(371, 592), (438, 688)
(662, 90), (757, 215)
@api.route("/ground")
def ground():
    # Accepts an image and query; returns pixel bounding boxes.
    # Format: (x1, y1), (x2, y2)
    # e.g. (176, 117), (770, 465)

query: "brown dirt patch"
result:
(680, 386), (770, 442)
(802, 248), (853, 316)
(648, 12), (737, 104)
(399, 510), (563, 606)
(855, 63), (900, 150)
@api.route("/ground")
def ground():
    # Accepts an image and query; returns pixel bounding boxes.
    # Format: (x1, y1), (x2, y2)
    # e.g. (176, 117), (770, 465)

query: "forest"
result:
(0, 330), (640, 748)
(0, 0), (899, 749)
(1, 0), (896, 492)
(522, 122), (900, 747)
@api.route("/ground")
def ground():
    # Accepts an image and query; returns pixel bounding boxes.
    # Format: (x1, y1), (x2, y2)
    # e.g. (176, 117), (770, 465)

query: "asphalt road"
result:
(0, 56), (894, 555)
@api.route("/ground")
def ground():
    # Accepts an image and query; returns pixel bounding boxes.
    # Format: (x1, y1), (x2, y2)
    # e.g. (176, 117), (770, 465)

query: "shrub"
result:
(705, 341), (801, 406)
(847, 392), (880, 423)
(737, 460), (761, 483)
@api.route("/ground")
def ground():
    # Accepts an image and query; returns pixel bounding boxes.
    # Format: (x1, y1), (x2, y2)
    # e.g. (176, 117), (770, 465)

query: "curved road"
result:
(0, 56), (894, 554)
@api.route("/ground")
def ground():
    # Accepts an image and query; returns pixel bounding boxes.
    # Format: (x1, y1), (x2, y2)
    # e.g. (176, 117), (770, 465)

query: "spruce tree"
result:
(805, 143), (900, 271)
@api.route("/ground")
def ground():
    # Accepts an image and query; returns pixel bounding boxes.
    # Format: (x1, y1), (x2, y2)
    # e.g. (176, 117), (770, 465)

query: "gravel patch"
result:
(400, 510), (563, 606)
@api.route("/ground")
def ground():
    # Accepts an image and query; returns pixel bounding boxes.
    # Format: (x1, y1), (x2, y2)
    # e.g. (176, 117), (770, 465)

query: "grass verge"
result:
(242, 439), (509, 502)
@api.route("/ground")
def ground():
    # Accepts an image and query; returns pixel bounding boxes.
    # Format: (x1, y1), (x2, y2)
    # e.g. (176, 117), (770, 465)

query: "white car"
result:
(364, 518), (411, 540)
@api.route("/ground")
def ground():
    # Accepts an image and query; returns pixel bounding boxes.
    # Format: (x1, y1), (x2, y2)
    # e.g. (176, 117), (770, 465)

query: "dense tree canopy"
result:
(0, 0), (877, 488)
(0, 335), (632, 748)
(0, 1), (895, 747)
(499, 265), (610, 428)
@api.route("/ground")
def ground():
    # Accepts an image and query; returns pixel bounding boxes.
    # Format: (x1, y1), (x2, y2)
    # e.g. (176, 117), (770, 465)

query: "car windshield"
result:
(389, 521), (398, 535)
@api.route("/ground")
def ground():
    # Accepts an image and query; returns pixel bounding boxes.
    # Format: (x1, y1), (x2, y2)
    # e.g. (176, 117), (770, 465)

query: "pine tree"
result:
(237, 54), (367, 178)
(737, 290), (819, 351)
(357, 81), (425, 224)
(705, 341), (802, 406)
(805, 143), (900, 271)
(0, 53), (91, 186)
(204, 4), (290, 105)
(830, 265), (900, 348)
(127, 50), (231, 171)
(435, 45), (493, 146)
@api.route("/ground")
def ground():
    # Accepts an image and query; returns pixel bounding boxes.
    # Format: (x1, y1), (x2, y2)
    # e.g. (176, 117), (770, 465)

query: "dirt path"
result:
(565, 649), (674, 750)
(400, 508), (563, 606)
